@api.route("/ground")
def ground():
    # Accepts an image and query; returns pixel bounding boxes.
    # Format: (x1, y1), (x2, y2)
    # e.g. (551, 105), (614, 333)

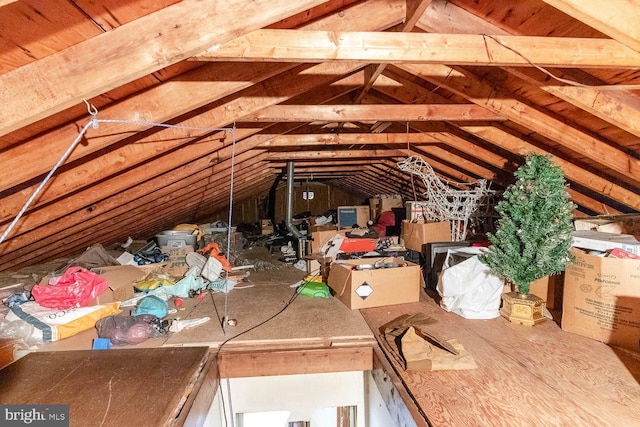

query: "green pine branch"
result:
(480, 153), (575, 295)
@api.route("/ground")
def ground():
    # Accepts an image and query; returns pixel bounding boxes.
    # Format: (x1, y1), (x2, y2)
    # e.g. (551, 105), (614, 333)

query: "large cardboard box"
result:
(370, 195), (403, 221)
(562, 248), (640, 353)
(337, 206), (370, 229)
(139, 246), (194, 278)
(572, 230), (640, 255)
(327, 257), (421, 309)
(310, 228), (348, 253)
(501, 274), (563, 310)
(90, 265), (147, 304)
(401, 220), (451, 252)
(405, 201), (434, 221)
(260, 219), (274, 235)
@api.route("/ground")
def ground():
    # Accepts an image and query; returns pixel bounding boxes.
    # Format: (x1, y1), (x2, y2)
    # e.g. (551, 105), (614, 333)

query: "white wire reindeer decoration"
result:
(398, 156), (492, 241)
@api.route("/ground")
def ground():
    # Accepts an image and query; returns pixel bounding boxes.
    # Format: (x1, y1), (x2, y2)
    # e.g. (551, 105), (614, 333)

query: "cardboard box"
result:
(370, 195), (403, 221)
(501, 275), (563, 310)
(337, 206), (370, 229)
(401, 220), (451, 252)
(90, 265), (147, 304)
(310, 224), (338, 233)
(260, 219), (274, 235)
(310, 228), (348, 253)
(327, 257), (421, 309)
(302, 253), (333, 279)
(562, 248), (640, 353)
(143, 246), (195, 278)
(572, 230), (640, 255)
(574, 214), (640, 239)
(405, 201), (435, 221)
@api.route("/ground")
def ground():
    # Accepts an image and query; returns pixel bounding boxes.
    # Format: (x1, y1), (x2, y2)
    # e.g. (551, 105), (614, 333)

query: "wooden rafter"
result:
(194, 30), (640, 69)
(542, 0), (640, 53)
(398, 63), (640, 181)
(0, 0), (330, 137)
(244, 104), (504, 122)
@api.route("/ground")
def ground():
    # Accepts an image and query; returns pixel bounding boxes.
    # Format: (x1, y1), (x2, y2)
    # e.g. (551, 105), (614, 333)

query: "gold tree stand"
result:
(500, 292), (546, 326)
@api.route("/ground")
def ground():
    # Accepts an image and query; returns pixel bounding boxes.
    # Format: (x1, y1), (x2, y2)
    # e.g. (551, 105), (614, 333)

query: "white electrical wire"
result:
(0, 100), (234, 245)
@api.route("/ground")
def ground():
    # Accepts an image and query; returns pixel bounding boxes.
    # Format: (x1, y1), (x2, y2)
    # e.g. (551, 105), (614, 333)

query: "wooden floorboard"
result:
(0, 347), (210, 427)
(217, 346), (373, 378)
(360, 290), (640, 427)
(164, 281), (376, 349)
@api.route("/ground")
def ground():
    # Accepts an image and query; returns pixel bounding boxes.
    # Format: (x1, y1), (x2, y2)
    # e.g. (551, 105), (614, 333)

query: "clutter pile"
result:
(0, 223), (246, 349)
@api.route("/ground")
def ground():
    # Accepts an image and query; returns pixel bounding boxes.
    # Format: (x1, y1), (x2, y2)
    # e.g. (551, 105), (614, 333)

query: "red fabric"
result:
(377, 210), (396, 227)
(371, 210), (396, 237)
(31, 266), (109, 309)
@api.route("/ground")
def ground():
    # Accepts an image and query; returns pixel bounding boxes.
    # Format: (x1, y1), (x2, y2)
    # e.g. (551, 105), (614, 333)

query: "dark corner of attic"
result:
(1, 155), (640, 426)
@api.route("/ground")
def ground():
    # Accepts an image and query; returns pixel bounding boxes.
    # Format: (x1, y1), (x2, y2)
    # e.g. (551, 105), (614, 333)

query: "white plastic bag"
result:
(437, 247), (503, 320)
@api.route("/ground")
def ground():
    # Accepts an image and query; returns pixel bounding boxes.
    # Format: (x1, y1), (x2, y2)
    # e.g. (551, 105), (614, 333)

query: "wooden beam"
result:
(461, 125), (639, 212)
(354, 0), (433, 103)
(504, 67), (640, 140)
(0, 0), (329, 137)
(247, 104), (504, 122)
(217, 347), (373, 378)
(267, 149), (410, 160)
(376, 70), (630, 214)
(539, 84), (640, 140)
(195, 30), (640, 69)
(542, 0), (640, 54)
(0, 63), (363, 227)
(0, 0), (403, 192)
(259, 132), (439, 147)
(399, 63), (640, 181)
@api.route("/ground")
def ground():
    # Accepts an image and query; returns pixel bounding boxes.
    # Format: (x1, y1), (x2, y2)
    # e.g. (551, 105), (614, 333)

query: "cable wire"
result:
(0, 101), (233, 246)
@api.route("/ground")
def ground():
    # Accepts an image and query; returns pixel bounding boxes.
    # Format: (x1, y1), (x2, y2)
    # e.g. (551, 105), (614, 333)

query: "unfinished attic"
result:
(0, 0), (639, 426)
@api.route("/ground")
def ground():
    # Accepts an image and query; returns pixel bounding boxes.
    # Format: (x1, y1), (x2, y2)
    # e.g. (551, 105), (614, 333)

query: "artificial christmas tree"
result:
(481, 153), (575, 325)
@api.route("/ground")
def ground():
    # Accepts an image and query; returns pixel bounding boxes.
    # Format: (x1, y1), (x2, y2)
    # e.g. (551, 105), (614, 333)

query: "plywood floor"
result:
(164, 281), (376, 349)
(39, 280), (375, 352)
(360, 291), (640, 427)
(0, 347), (209, 427)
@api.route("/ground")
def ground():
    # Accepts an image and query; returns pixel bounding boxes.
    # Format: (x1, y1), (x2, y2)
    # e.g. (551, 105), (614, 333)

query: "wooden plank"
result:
(0, 62), (292, 193)
(267, 149), (411, 160)
(371, 346), (429, 427)
(542, 0), (640, 53)
(0, 347), (211, 427)
(372, 72), (633, 214)
(0, 63), (360, 229)
(399, 63), (640, 181)
(259, 132), (439, 146)
(505, 66), (640, 140)
(178, 353), (219, 427)
(0, 0), (329, 136)
(217, 347), (373, 378)
(164, 282), (375, 349)
(196, 30), (640, 68)
(460, 125), (640, 211)
(248, 104), (504, 122)
(0, 0), (402, 192)
(359, 291), (640, 426)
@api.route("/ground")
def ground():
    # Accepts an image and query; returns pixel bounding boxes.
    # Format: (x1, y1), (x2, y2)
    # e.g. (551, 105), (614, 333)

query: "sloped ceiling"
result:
(0, 0), (638, 271)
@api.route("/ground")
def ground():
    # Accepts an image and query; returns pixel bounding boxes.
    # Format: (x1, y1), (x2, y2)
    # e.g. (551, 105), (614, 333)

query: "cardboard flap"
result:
(381, 313), (476, 371)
